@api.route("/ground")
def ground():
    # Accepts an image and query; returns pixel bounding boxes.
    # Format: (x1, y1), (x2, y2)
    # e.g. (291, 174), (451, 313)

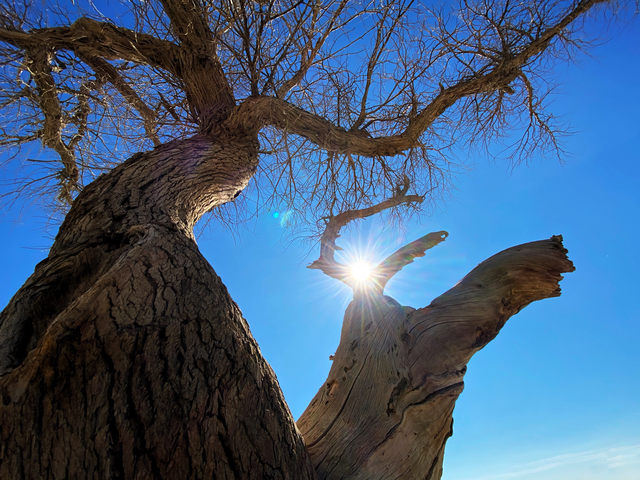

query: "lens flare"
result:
(350, 262), (372, 281)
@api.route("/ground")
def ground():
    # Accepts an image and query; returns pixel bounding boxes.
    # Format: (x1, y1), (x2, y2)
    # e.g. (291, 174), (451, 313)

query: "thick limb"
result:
(298, 236), (574, 480)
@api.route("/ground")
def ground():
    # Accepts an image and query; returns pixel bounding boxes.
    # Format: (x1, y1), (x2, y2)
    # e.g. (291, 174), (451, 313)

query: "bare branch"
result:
(160, 0), (215, 46)
(307, 175), (424, 287)
(351, 1), (415, 131)
(0, 0), (622, 230)
(227, 0), (611, 160)
(226, 95), (409, 156)
(79, 55), (161, 146)
(0, 18), (182, 75)
(276, 0), (350, 98)
(24, 47), (79, 204)
(372, 230), (449, 292)
(403, 0), (611, 143)
(298, 236), (576, 479)
(158, 0), (235, 120)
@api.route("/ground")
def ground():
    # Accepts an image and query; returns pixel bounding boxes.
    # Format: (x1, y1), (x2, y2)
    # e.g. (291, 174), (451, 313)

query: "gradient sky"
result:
(1, 6), (639, 480)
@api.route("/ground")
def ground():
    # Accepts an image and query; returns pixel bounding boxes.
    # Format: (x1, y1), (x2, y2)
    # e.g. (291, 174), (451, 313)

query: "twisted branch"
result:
(24, 48), (79, 204)
(0, 18), (182, 74)
(308, 176), (430, 289)
(229, 0), (610, 156)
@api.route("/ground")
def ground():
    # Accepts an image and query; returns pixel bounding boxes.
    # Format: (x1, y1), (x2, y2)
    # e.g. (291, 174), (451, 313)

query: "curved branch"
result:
(372, 230), (448, 292)
(403, 0), (610, 142)
(0, 18), (182, 75)
(25, 48), (79, 204)
(0, 15), (235, 134)
(307, 176), (424, 287)
(298, 235), (575, 480)
(408, 235), (576, 363)
(229, 0), (609, 156)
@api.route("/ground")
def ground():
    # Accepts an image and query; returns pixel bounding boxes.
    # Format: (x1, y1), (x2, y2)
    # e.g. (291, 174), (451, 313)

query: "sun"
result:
(350, 262), (373, 282)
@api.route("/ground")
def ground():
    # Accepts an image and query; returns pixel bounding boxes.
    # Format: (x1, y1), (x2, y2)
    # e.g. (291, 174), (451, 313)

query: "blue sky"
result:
(1, 7), (639, 480)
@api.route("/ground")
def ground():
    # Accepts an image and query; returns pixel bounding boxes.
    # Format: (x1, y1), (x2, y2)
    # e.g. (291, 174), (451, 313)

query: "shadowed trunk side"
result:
(0, 137), (316, 480)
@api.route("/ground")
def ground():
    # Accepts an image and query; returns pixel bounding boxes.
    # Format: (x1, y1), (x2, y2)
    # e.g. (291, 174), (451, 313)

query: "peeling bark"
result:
(298, 236), (574, 480)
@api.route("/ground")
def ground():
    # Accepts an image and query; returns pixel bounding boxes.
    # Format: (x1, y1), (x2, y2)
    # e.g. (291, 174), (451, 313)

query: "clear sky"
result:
(1, 6), (639, 480)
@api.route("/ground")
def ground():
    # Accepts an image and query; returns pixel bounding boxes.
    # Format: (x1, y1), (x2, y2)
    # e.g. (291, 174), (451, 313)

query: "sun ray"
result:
(350, 262), (373, 282)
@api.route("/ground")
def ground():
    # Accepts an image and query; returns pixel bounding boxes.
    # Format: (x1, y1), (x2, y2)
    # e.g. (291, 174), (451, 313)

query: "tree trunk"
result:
(0, 136), (316, 479)
(0, 134), (575, 480)
(298, 237), (575, 480)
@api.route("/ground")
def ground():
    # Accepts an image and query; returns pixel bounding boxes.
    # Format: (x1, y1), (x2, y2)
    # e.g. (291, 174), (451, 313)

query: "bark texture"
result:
(0, 133), (576, 480)
(298, 236), (575, 480)
(0, 133), (575, 480)
(0, 138), (316, 480)
(0, 0), (607, 478)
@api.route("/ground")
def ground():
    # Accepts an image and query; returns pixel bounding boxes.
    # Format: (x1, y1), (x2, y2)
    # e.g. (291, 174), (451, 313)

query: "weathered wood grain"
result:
(298, 236), (574, 479)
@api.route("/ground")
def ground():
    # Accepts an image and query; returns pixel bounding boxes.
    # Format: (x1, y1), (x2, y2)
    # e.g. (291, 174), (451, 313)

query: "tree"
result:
(0, 0), (628, 478)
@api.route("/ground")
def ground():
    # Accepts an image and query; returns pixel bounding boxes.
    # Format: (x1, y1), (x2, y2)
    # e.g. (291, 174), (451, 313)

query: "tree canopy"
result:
(0, 0), (623, 231)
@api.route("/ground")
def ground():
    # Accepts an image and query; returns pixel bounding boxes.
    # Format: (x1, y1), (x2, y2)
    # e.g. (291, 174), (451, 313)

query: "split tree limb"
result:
(160, 0), (216, 47)
(307, 175), (424, 287)
(308, 176), (449, 294)
(372, 230), (448, 293)
(298, 235), (575, 480)
(158, 0), (236, 123)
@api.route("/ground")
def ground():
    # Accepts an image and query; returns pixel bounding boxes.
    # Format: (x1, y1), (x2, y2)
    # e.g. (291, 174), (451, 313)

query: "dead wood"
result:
(298, 235), (575, 480)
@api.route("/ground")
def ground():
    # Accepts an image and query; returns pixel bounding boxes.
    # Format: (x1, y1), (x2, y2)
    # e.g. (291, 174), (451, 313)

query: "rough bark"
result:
(0, 133), (576, 480)
(298, 236), (575, 480)
(0, 137), (316, 480)
(0, 0), (609, 478)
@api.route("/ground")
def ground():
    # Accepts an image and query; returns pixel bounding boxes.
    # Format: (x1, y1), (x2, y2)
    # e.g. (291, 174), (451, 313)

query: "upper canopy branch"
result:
(0, 18), (182, 76)
(404, 0), (610, 142)
(0, 13), (235, 132)
(225, 95), (410, 156)
(24, 47), (80, 205)
(0, 0), (617, 219)
(158, 0), (236, 119)
(275, 0), (350, 98)
(160, 0), (215, 47)
(79, 55), (161, 147)
(228, 0), (609, 157)
(0, 18), (180, 201)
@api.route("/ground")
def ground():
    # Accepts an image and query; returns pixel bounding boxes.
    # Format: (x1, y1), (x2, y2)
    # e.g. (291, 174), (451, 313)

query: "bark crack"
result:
(304, 356), (368, 449)
(98, 346), (125, 480)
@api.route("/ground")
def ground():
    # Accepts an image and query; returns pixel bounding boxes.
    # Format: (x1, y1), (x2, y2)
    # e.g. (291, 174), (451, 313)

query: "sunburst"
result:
(350, 261), (373, 282)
